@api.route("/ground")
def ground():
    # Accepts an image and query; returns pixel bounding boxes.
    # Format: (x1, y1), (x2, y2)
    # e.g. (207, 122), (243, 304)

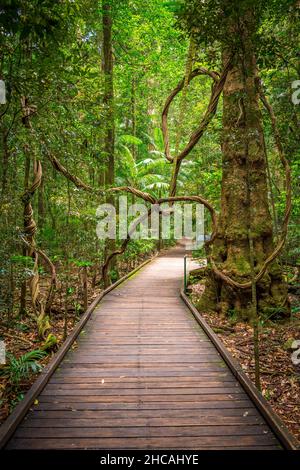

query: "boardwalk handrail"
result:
(180, 289), (300, 450)
(0, 254), (157, 449)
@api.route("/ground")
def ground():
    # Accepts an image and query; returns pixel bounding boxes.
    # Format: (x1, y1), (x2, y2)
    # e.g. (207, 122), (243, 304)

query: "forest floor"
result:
(190, 283), (300, 443)
(0, 249), (157, 425)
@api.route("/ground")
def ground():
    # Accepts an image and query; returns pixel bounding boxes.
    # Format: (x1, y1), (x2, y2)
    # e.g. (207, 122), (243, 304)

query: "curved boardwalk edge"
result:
(181, 290), (299, 450)
(1, 248), (298, 450)
(0, 255), (157, 449)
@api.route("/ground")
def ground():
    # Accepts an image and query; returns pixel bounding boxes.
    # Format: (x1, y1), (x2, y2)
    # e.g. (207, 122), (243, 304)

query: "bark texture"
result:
(200, 14), (289, 319)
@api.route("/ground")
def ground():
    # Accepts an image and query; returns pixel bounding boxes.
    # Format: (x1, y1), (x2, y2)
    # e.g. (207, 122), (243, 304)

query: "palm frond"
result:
(3, 350), (46, 384)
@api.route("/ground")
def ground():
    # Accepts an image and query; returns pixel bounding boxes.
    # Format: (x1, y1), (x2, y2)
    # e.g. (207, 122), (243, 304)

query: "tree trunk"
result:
(38, 174), (46, 228)
(103, 1), (114, 190)
(19, 147), (31, 315)
(102, 1), (118, 285)
(201, 12), (289, 319)
(146, 77), (156, 152)
(82, 265), (88, 311)
(131, 76), (136, 160)
(1, 124), (9, 199)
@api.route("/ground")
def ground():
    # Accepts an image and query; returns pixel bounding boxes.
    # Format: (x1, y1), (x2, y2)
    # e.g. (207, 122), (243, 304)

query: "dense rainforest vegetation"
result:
(0, 0), (299, 442)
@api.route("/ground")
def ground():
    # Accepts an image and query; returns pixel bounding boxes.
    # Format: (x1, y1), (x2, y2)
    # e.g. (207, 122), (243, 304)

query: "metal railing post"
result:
(184, 255), (187, 293)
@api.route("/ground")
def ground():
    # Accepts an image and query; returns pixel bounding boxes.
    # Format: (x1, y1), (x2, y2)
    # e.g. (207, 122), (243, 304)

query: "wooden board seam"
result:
(0, 254), (157, 449)
(180, 288), (300, 451)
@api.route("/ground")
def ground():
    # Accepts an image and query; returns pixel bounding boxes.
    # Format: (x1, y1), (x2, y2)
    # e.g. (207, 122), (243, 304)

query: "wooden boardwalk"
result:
(6, 248), (282, 449)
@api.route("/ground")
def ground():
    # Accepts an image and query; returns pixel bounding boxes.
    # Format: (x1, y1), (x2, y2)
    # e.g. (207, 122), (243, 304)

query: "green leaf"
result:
(119, 134), (143, 146)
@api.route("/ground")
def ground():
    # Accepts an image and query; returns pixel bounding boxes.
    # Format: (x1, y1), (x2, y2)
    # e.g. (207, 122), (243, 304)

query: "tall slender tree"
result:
(102, 1), (115, 190)
(102, 1), (117, 285)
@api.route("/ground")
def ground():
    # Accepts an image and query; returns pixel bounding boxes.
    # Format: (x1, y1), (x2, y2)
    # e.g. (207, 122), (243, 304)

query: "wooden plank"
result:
(49, 370), (232, 387)
(20, 417), (265, 428)
(14, 425), (275, 439)
(0, 255), (156, 449)
(36, 395), (256, 404)
(40, 387), (244, 396)
(57, 364), (228, 371)
(62, 356), (222, 364)
(28, 400), (257, 411)
(181, 290), (300, 450)
(3, 248), (291, 451)
(73, 348), (216, 353)
(54, 370), (232, 377)
(46, 379), (238, 387)
(23, 408), (261, 420)
(75, 343), (209, 347)
(6, 436), (281, 450)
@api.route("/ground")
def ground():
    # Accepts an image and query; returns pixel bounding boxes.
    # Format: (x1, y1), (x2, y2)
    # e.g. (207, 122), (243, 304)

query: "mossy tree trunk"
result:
(201, 13), (289, 319)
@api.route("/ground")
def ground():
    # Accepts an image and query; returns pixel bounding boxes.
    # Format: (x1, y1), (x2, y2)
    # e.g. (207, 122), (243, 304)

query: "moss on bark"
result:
(199, 11), (289, 320)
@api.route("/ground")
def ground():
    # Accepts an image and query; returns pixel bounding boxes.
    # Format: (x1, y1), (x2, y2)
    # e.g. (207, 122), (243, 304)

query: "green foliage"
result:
(0, 0), (298, 333)
(260, 307), (289, 323)
(14, 322), (30, 332)
(192, 247), (206, 259)
(69, 259), (93, 268)
(179, 0), (296, 51)
(9, 393), (25, 412)
(227, 309), (239, 325)
(119, 134), (143, 146)
(10, 256), (34, 265)
(41, 333), (58, 351)
(109, 269), (119, 283)
(124, 240), (156, 260)
(1, 350), (46, 385)
(66, 287), (75, 296)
